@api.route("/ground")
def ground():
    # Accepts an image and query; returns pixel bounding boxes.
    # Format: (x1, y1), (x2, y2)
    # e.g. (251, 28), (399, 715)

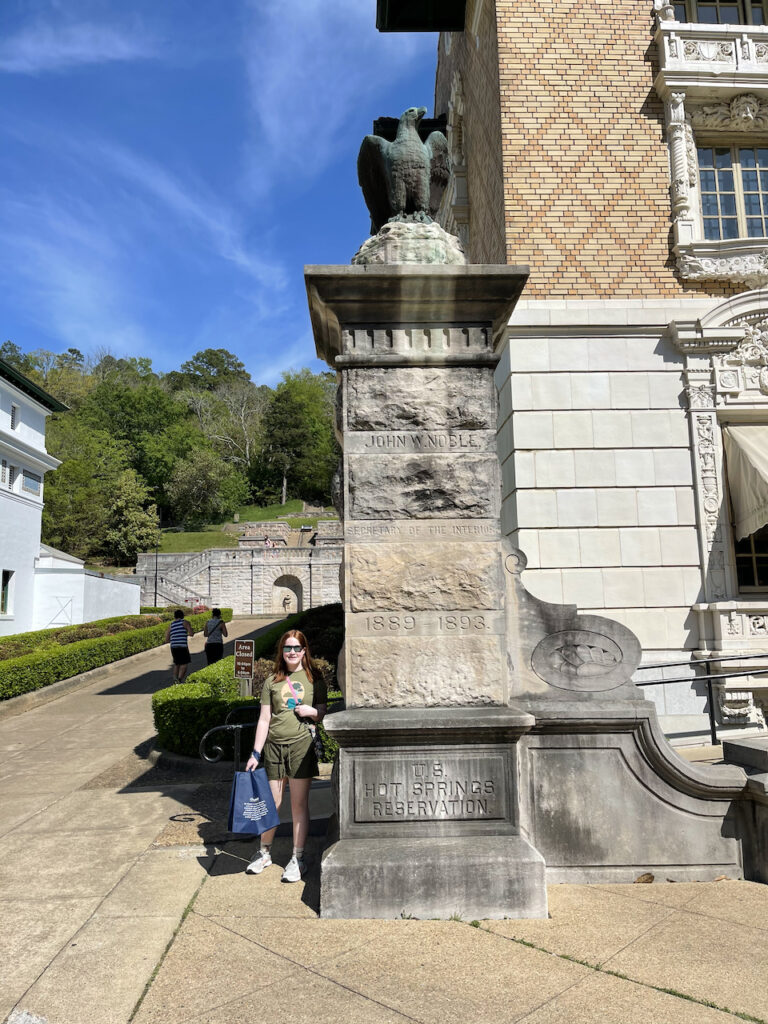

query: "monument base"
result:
(320, 835), (547, 919)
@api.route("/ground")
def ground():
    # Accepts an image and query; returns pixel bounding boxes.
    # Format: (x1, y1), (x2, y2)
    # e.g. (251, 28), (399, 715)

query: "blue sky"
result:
(0, 1), (438, 385)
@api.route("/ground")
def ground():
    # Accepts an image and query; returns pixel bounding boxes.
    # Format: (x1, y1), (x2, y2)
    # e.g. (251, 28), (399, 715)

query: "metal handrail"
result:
(636, 649), (768, 671)
(199, 720), (259, 771)
(635, 649), (768, 746)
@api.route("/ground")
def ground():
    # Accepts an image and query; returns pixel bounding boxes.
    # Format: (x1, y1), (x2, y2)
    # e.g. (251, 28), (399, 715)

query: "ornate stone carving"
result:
(530, 630), (629, 692)
(653, 0), (676, 21)
(750, 614), (768, 635)
(683, 38), (734, 61)
(726, 611), (743, 635)
(677, 248), (768, 287)
(717, 687), (764, 724)
(691, 93), (768, 131)
(667, 93), (693, 219)
(685, 383), (715, 408)
(693, 413), (727, 601)
(714, 320), (768, 396)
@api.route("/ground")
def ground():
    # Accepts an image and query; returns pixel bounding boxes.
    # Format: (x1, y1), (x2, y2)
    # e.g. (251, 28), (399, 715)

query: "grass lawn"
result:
(158, 528), (238, 553)
(155, 503), (339, 555)
(235, 499), (304, 520)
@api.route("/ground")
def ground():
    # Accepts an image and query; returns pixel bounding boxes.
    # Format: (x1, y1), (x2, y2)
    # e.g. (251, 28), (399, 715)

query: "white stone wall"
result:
(0, 374), (61, 636)
(83, 573), (140, 621)
(0, 384), (47, 454)
(0, 493), (42, 635)
(32, 567), (85, 629)
(496, 298), (727, 737)
(136, 546), (342, 615)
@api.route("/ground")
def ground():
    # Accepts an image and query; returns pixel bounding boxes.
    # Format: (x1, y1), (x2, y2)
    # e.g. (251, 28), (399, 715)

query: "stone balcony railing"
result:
(655, 21), (768, 95)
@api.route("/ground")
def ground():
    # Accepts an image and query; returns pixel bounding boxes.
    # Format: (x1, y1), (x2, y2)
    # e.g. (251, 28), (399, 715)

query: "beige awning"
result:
(723, 425), (768, 541)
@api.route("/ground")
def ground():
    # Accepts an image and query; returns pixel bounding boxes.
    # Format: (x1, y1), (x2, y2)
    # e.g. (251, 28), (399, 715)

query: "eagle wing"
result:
(358, 134), (392, 234)
(425, 130), (450, 218)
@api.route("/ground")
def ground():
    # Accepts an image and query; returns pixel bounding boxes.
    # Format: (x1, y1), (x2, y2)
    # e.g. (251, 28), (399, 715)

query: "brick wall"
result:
(435, 0), (506, 264)
(436, 0), (737, 299)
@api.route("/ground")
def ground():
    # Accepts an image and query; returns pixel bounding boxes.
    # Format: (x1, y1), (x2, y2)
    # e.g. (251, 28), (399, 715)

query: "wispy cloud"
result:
(0, 20), (159, 74)
(92, 142), (286, 290)
(0, 191), (152, 355)
(243, 0), (436, 189)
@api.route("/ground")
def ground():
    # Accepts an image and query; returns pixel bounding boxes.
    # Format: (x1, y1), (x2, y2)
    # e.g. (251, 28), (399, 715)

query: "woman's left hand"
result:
(294, 704), (315, 719)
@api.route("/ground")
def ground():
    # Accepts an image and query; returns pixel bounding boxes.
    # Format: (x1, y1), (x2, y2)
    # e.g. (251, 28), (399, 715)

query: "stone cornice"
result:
(665, 319), (745, 354)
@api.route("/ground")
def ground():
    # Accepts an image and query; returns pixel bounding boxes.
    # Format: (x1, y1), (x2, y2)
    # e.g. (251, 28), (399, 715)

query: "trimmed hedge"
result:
(0, 614), (170, 662)
(0, 609), (233, 701)
(152, 603), (344, 760)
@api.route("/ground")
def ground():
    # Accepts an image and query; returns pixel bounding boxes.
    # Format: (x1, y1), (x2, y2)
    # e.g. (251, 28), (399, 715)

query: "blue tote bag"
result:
(228, 769), (280, 835)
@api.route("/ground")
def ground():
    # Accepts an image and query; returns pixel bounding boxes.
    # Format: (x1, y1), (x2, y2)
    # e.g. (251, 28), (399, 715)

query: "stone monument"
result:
(305, 108), (759, 919)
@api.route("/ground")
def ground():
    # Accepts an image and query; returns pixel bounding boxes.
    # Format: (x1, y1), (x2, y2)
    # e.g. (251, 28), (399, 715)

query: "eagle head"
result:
(403, 106), (427, 125)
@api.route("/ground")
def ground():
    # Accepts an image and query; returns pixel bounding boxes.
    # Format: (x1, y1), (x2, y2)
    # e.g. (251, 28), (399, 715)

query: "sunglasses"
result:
(283, 645), (304, 653)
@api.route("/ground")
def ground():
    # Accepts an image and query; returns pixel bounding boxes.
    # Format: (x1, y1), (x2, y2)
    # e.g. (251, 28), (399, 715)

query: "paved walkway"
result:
(1, 637), (768, 1024)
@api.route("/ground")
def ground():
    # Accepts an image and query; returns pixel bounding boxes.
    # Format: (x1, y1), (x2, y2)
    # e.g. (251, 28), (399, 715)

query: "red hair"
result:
(273, 629), (317, 683)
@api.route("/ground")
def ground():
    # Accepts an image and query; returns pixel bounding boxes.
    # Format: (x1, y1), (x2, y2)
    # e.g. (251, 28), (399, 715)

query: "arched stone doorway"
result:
(272, 574), (303, 614)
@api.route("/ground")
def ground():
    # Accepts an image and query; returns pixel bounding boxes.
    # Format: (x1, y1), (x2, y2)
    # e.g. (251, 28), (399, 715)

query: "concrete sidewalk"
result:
(2, 641), (768, 1024)
(0, 616), (278, 1024)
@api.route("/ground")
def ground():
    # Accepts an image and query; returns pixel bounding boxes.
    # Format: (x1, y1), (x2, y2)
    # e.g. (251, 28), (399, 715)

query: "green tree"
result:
(260, 369), (339, 504)
(166, 348), (251, 392)
(184, 379), (270, 472)
(133, 422), (210, 518)
(0, 341), (36, 376)
(167, 449), (249, 528)
(103, 470), (161, 564)
(41, 417), (130, 559)
(79, 381), (188, 447)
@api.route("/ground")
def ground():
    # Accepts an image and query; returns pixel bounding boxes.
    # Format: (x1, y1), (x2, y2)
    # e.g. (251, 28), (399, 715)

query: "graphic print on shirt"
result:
(280, 678), (305, 710)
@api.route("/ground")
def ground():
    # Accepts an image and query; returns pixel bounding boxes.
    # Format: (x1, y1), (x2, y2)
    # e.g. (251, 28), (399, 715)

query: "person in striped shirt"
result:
(164, 608), (194, 683)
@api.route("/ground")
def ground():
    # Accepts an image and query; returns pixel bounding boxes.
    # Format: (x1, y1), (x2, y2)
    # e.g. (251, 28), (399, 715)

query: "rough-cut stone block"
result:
(348, 454), (499, 519)
(351, 220), (467, 266)
(346, 366), (496, 431)
(347, 636), (505, 706)
(348, 542), (502, 610)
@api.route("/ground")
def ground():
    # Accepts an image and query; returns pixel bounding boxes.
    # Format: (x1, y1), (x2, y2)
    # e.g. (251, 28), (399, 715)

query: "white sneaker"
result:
(245, 849), (272, 874)
(281, 855), (306, 883)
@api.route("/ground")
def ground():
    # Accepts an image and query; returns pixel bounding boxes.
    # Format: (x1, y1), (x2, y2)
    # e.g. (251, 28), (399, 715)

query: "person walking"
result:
(203, 607), (228, 665)
(244, 629), (326, 882)
(164, 608), (194, 683)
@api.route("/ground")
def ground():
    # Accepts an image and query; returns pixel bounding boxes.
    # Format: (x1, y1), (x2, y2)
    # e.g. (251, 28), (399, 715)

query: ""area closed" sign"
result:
(234, 639), (255, 679)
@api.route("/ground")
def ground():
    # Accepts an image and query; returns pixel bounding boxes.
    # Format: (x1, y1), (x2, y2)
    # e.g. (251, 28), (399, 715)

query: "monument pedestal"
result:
(319, 706), (546, 919)
(306, 262), (548, 919)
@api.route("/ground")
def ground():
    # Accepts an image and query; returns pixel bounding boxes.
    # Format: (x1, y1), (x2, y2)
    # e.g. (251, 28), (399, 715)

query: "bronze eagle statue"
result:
(357, 106), (450, 234)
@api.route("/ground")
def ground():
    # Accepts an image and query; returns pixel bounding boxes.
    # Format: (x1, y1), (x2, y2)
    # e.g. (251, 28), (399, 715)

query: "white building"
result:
(0, 357), (139, 636)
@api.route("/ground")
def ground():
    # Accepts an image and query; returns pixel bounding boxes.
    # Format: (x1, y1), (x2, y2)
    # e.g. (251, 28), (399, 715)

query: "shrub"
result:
(0, 609), (232, 701)
(153, 684), (258, 759)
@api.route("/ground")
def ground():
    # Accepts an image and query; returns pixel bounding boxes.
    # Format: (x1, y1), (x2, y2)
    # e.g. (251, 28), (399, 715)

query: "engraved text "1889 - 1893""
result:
(364, 614), (489, 633)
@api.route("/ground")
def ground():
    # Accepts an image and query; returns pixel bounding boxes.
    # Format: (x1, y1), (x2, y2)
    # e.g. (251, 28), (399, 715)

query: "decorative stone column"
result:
(305, 263), (549, 919)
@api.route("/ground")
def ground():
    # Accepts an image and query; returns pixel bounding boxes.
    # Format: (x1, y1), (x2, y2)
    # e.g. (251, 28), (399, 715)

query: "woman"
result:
(203, 607), (228, 665)
(245, 629), (326, 882)
(164, 608), (194, 683)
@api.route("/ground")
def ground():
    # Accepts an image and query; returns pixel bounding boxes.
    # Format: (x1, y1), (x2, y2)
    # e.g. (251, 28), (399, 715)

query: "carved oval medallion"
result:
(531, 630), (627, 692)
